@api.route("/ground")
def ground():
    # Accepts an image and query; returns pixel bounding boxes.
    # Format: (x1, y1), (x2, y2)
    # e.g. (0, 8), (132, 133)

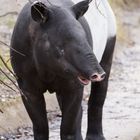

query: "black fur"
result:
(10, 0), (116, 139)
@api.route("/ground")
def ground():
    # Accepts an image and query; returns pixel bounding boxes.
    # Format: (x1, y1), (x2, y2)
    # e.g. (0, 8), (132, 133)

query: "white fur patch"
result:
(72, 0), (116, 62)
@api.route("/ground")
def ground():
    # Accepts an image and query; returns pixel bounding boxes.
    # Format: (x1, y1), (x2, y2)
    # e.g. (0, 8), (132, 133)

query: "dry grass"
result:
(109, 0), (140, 45)
(109, 0), (140, 9)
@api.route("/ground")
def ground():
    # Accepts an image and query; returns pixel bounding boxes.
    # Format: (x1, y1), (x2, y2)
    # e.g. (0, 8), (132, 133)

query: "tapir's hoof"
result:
(85, 135), (106, 140)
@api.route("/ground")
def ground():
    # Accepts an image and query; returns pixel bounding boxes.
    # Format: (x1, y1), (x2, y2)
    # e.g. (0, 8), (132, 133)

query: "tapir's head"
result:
(31, 0), (105, 85)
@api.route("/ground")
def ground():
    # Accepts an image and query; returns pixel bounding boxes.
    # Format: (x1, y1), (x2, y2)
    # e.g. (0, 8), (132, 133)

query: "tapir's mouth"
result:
(78, 75), (90, 85)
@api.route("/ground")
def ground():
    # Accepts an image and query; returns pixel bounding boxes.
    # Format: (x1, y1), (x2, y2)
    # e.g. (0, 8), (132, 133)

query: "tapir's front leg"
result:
(21, 90), (49, 140)
(86, 37), (116, 140)
(56, 82), (84, 140)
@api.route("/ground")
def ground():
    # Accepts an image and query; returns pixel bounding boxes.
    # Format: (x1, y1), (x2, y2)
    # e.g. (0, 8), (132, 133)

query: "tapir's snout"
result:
(76, 52), (106, 85)
(78, 71), (106, 86)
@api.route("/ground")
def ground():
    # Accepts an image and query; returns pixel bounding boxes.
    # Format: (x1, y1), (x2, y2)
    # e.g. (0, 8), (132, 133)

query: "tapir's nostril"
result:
(90, 72), (106, 82)
(91, 74), (98, 80)
(101, 72), (106, 79)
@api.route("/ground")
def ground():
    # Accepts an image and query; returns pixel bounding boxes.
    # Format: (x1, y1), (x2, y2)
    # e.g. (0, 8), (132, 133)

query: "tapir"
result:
(10, 0), (116, 139)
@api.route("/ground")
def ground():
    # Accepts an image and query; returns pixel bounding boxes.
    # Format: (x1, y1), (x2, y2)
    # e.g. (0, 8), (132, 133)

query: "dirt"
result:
(0, 1), (140, 140)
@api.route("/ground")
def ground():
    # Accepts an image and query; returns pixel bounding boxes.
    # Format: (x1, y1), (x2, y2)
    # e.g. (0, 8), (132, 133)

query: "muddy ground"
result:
(0, 1), (140, 140)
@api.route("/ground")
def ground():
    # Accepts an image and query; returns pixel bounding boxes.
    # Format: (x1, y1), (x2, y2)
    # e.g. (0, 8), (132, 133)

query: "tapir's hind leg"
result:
(86, 36), (116, 140)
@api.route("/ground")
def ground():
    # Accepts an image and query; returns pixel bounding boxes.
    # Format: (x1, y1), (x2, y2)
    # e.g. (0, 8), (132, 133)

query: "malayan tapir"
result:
(10, 0), (116, 139)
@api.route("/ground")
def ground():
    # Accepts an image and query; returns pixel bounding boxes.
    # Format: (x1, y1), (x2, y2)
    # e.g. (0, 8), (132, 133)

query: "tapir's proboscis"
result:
(10, 0), (116, 139)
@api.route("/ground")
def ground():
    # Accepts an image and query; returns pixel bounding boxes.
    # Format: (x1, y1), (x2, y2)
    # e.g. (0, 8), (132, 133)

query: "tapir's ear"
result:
(31, 1), (49, 23)
(72, 1), (90, 19)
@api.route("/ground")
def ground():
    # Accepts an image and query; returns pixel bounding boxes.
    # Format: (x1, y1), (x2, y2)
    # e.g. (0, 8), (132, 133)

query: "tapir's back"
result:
(72, 0), (116, 62)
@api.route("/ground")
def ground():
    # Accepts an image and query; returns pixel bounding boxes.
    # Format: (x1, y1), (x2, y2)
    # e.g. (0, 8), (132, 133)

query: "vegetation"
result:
(109, 0), (140, 8)
(109, 0), (140, 45)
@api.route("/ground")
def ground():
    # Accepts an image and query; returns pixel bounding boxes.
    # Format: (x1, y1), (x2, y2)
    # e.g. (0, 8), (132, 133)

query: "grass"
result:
(109, 0), (124, 8)
(6, 18), (15, 28)
(0, 96), (21, 110)
(0, 48), (13, 82)
(0, 15), (16, 29)
(109, 0), (134, 45)
(109, 0), (140, 9)
(0, 13), (16, 90)
(116, 17), (130, 45)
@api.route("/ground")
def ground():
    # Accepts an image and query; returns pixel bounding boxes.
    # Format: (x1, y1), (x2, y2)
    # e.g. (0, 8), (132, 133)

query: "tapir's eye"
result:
(54, 46), (65, 58)
(76, 49), (81, 54)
